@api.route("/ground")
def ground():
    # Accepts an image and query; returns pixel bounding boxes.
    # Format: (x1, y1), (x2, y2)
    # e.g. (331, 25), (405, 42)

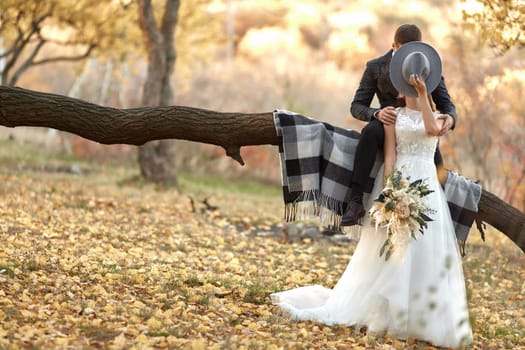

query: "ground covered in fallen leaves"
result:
(0, 139), (524, 349)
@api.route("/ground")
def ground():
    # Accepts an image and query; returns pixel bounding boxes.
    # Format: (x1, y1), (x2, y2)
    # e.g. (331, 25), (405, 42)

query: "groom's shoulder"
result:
(366, 50), (392, 67)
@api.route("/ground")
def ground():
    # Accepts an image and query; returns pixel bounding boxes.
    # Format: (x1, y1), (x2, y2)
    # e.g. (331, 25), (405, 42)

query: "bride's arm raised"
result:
(409, 74), (444, 136)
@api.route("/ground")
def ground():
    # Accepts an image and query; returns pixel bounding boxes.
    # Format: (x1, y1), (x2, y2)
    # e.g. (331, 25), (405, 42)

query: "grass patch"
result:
(197, 295), (211, 305)
(78, 324), (120, 342)
(241, 279), (283, 305)
(147, 330), (171, 337)
(0, 266), (15, 278)
(178, 170), (281, 198)
(0, 138), (89, 169)
(184, 274), (202, 288)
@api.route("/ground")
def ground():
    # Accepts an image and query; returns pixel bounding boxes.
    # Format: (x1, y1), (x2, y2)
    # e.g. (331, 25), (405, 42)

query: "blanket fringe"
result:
(284, 190), (347, 230)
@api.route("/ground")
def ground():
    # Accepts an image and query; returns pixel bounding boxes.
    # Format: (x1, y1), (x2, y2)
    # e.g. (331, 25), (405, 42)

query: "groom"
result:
(341, 24), (457, 226)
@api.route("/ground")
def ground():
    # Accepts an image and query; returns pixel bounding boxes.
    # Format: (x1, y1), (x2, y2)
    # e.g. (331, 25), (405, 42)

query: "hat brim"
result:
(389, 41), (442, 98)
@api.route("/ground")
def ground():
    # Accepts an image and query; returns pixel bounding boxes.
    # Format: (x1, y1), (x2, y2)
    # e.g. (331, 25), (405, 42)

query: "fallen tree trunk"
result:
(1, 86), (524, 254)
(0, 86), (276, 165)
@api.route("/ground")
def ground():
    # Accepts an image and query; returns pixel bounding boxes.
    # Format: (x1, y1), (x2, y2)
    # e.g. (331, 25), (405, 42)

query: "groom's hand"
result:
(377, 106), (397, 126)
(437, 114), (454, 136)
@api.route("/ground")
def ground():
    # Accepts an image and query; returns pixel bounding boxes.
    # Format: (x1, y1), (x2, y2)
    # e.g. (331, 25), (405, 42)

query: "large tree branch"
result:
(0, 86), (276, 163)
(0, 86), (523, 254)
(476, 189), (525, 252)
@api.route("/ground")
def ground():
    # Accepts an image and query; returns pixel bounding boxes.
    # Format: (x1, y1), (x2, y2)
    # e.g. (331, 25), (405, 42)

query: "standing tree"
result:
(136, 0), (180, 185)
(135, 0), (226, 185)
(0, 0), (224, 184)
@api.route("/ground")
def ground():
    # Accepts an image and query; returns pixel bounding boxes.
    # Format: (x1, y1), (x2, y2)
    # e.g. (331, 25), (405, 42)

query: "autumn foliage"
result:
(1, 139), (524, 349)
(1, 2), (524, 347)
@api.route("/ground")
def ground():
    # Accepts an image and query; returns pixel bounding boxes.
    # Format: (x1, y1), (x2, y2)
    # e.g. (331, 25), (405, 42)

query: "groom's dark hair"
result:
(394, 24), (422, 45)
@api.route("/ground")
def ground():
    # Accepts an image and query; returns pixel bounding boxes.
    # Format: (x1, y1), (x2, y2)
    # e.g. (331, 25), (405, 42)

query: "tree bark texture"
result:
(0, 85), (523, 254)
(137, 0), (180, 185)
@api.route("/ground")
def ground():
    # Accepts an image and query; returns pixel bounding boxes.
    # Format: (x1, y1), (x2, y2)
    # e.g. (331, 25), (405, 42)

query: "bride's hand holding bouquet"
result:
(369, 168), (435, 260)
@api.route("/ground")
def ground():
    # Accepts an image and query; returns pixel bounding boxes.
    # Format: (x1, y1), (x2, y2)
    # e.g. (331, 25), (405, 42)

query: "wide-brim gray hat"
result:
(389, 41), (442, 98)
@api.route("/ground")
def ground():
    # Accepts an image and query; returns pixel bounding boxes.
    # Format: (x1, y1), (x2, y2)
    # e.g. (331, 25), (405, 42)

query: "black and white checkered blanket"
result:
(274, 109), (482, 254)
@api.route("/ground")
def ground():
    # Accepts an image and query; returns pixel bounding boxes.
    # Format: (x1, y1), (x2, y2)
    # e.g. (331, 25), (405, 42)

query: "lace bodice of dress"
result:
(395, 107), (438, 161)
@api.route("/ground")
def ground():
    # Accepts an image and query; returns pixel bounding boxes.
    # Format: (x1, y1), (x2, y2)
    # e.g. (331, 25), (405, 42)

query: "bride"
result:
(270, 42), (473, 349)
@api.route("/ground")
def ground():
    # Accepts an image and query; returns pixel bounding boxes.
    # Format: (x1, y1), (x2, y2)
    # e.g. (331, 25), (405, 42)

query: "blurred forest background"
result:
(1, 0), (524, 210)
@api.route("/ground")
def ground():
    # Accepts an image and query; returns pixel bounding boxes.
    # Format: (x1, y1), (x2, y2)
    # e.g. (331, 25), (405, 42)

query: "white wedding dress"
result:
(271, 107), (473, 348)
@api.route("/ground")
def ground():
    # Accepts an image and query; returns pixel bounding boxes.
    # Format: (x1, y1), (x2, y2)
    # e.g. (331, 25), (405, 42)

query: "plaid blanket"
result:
(274, 109), (482, 255)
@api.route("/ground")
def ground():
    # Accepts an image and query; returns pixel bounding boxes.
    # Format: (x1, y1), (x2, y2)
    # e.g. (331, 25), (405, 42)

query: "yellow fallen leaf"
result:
(229, 305), (242, 314)
(146, 318), (162, 329)
(134, 333), (148, 343)
(125, 327), (140, 337)
(191, 338), (207, 350)
(162, 309), (174, 318)
(299, 328), (309, 338)
(111, 333), (127, 350)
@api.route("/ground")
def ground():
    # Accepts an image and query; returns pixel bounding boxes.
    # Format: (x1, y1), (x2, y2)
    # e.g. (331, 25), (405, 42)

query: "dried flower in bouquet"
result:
(369, 168), (435, 260)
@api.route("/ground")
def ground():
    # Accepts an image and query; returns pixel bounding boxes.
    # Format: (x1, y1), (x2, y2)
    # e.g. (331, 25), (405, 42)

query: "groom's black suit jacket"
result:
(350, 50), (457, 128)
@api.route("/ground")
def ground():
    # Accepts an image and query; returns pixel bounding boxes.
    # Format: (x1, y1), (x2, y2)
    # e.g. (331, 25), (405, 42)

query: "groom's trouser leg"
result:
(434, 144), (447, 186)
(351, 119), (384, 200)
(350, 121), (444, 199)
(434, 143), (443, 168)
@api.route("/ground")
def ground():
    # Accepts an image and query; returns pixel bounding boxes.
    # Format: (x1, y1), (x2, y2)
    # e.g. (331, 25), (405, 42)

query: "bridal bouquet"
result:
(369, 168), (435, 260)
